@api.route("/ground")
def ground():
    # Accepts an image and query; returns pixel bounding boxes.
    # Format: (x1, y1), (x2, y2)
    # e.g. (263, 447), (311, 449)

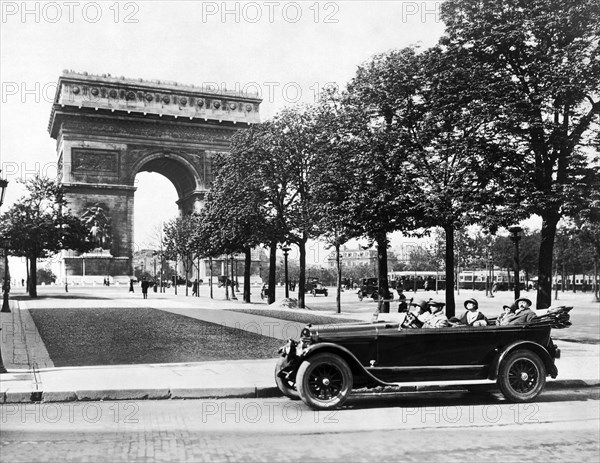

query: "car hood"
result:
(305, 320), (400, 342)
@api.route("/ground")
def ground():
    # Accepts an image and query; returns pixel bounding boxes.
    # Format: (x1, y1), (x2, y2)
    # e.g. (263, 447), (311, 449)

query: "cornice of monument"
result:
(49, 70), (262, 139)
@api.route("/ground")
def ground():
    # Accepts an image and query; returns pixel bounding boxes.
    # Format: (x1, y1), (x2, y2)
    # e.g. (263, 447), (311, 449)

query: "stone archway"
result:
(48, 71), (261, 282)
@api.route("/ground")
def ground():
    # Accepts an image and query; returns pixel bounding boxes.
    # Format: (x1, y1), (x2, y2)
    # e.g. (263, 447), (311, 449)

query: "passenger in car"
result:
(498, 297), (536, 325)
(422, 300), (450, 328)
(450, 298), (488, 326)
(496, 304), (514, 325)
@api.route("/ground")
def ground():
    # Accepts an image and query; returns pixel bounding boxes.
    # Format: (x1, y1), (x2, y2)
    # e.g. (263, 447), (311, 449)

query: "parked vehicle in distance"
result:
(311, 284), (328, 297)
(305, 277), (320, 293)
(275, 308), (571, 410)
(357, 277), (379, 300)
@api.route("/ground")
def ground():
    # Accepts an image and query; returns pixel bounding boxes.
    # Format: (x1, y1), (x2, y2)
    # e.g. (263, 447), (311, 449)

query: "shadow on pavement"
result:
(342, 386), (600, 410)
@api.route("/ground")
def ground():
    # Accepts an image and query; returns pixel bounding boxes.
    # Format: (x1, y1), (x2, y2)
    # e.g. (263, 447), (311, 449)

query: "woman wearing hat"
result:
(498, 298), (536, 325)
(496, 304), (513, 325)
(451, 298), (488, 326)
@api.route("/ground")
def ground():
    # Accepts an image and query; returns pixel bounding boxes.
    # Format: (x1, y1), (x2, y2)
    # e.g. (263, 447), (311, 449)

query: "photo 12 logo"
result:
(1, 2), (140, 24)
(401, 1), (441, 23)
(201, 1), (339, 24)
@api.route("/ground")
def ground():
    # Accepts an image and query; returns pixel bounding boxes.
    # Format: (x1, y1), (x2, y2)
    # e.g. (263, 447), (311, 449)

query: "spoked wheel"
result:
(297, 353), (353, 410)
(274, 357), (300, 400)
(498, 350), (546, 402)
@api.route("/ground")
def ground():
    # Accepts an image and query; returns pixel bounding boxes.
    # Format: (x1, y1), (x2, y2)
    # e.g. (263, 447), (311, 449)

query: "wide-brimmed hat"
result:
(502, 305), (512, 311)
(428, 299), (445, 308)
(515, 297), (532, 306)
(464, 298), (479, 310)
(410, 299), (429, 311)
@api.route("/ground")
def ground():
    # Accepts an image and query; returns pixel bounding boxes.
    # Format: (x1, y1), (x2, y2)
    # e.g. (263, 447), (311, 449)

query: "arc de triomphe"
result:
(48, 71), (261, 281)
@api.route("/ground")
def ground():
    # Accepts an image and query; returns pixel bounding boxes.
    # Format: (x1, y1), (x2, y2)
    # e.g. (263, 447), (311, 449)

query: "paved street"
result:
(1, 284), (598, 462)
(2, 389), (599, 462)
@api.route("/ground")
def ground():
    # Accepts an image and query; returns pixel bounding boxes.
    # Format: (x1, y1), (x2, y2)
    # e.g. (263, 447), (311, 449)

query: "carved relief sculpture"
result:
(81, 204), (112, 250)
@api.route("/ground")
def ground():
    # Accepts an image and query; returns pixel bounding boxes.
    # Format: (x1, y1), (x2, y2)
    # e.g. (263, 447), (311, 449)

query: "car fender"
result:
(300, 343), (390, 387)
(488, 340), (558, 380)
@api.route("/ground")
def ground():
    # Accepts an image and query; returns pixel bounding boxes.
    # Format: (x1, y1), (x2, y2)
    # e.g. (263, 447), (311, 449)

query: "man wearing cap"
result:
(450, 298), (488, 326)
(422, 300), (450, 328)
(499, 298), (536, 325)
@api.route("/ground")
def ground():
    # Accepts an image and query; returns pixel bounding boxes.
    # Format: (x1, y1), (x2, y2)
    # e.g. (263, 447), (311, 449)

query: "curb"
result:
(1, 381), (596, 404)
(1, 386), (284, 404)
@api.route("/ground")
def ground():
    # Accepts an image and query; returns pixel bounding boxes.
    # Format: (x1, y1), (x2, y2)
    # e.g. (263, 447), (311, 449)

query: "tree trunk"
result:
(185, 257), (189, 296)
(268, 242), (277, 304)
(224, 257), (229, 300)
(444, 225), (456, 318)
(209, 258), (213, 299)
(376, 232), (390, 313)
(243, 247), (251, 303)
(29, 255), (37, 297)
(298, 237), (307, 309)
(594, 259), (599, 302)
(230, 256), (237, 300)
(537, 212), (560, 309)
(336, 242), (342, 314)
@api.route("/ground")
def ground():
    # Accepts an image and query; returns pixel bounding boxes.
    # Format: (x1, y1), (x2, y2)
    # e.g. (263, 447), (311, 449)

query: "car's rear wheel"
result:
(498, 350), (546, 402)
(297, 353), (353, 410)
(274, 357), (300, 400)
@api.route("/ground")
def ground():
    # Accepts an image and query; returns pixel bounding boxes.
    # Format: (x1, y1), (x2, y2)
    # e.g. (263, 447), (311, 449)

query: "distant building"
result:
(325, 245), (378, 268)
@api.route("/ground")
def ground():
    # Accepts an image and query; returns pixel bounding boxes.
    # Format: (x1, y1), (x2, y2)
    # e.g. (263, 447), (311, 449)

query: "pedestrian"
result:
(129, 278), (134, 293)
(397, 289), (408, 312)
(192, 279), (198, 296)
(141, 279), (149, 299)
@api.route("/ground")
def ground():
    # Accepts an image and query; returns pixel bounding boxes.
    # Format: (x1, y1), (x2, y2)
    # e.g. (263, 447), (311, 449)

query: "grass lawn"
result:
(227, 308), (363, 325)
(29, 307), (283, 367)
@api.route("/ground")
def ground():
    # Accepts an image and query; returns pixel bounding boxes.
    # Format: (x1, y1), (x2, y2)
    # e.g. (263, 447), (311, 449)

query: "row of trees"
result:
(189, 0), (599, 315)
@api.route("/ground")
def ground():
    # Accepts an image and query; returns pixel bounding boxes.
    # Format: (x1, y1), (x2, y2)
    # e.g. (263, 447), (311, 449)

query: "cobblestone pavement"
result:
(1, 390), (599, 462)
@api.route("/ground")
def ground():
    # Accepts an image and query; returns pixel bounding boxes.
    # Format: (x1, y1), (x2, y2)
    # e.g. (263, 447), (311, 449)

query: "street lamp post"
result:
(1, 174), (9, 373)
(282, 246), (291, 298)
(509, 226), (523, 300)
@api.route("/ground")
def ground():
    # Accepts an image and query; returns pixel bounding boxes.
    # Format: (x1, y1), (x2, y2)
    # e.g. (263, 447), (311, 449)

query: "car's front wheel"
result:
(297, 353), (353, 410)
(274, 357), (300, 400)
(498, 350), (546, 402)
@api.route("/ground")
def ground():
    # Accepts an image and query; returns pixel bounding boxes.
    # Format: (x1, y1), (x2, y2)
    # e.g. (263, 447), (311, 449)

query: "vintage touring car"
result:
(275, 308), (571, 410)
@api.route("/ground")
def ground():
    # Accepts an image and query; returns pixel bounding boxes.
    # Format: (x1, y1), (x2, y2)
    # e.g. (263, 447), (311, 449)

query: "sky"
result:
(0, 0), (449, 268)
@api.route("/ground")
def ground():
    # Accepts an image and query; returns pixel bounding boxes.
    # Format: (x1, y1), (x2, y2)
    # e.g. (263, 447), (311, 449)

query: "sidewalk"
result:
(1, 289), (598, 404)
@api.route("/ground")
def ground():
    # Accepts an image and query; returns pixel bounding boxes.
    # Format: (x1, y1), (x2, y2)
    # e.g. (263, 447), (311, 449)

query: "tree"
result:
(338, 49), (426, 312)
(440, 0), (600, 308)
(0, 175), (93, 297)
(220, 122), (287, 304)
(162, 215), (199, 296)
(36, 268), (56, 285)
